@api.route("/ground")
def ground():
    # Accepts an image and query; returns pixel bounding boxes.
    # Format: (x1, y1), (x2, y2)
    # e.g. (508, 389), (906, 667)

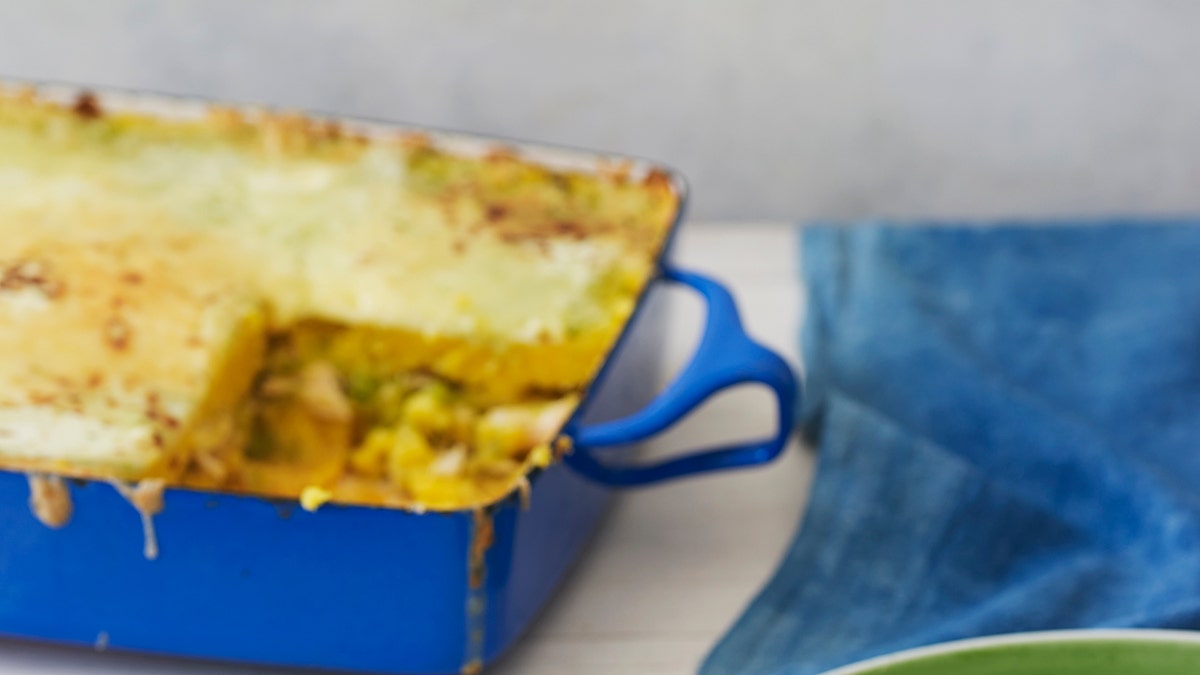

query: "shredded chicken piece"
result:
(531, 398), (577, 442)
(27, 474), (72, 529)
(258, 375), (297, 399)
(191, 449), (229, 482)
(187, 411), (246, 483)
(297, 362), (353, 423)
(430, 445), (468, 477)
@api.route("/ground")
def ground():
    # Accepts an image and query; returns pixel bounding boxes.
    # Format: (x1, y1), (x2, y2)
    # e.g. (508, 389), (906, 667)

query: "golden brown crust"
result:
(0, 259), (65, 298)
(71, 91), (102, 120)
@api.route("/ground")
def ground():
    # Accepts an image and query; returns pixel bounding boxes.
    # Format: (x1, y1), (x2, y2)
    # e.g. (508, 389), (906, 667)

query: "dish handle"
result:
(564, 267), (798, 486)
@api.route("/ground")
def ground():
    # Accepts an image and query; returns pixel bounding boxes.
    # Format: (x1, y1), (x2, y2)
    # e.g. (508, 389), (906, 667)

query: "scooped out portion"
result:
(0, 86), (679, 511)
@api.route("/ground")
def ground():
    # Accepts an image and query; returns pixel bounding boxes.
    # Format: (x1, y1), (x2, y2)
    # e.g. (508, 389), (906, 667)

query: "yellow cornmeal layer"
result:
(0, 87), (678, 509)
(274, 320), (626, 405)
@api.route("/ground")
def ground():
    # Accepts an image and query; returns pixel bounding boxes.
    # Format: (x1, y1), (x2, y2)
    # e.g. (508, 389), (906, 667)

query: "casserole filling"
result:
(0, 87), (678, 512)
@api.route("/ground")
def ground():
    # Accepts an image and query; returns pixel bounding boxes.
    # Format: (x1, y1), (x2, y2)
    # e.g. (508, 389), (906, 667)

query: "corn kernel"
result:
(299, 485), (332, 512)
(528, 444), (552, 468)
(403, 384), (454, 436)
(348, 428), (393, 477)
(386, 425), (436, 488)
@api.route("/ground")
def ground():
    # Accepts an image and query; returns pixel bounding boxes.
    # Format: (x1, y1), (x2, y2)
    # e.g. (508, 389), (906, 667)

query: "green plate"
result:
(822, 630), (1200, 675)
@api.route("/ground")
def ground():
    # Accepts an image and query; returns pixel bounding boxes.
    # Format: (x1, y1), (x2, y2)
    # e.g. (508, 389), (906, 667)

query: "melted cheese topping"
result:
(0, 94), (668, 345)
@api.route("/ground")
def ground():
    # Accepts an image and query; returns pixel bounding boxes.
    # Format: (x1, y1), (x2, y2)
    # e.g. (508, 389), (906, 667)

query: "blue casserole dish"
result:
(0, 86), (798, 674)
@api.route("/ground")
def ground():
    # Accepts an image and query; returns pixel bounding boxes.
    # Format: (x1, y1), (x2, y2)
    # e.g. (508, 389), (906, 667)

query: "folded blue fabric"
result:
(701, 221), (1200, 675)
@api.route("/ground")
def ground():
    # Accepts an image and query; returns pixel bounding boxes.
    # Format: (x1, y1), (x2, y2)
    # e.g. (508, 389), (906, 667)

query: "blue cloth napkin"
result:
(701, 221), (1200, 675)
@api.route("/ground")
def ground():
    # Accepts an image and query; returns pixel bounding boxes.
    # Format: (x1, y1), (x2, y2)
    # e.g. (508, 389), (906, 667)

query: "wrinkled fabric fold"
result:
(702, 222), (1200, 675)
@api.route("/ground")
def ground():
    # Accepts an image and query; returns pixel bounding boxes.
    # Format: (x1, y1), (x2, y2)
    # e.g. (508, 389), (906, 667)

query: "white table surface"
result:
(0, 223), (814, 675)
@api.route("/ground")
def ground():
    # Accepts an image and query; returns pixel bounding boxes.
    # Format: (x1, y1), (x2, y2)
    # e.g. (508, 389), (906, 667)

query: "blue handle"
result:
(565, 267), (798, 486)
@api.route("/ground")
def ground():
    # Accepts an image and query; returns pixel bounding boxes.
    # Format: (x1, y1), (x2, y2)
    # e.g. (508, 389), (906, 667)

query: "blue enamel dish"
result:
(0, 85), (799, 674)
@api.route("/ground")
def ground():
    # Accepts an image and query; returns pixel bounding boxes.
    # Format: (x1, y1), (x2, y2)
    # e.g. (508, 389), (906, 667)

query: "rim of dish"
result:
(819, 629), (1200, 675)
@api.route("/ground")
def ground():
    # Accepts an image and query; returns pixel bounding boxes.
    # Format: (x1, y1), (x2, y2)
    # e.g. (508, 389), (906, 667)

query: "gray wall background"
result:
(0, 0), (1197, 221)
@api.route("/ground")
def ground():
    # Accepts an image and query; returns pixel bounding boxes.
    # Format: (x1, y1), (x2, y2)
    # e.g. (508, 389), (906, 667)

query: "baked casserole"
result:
(0, 86), (679, 517)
